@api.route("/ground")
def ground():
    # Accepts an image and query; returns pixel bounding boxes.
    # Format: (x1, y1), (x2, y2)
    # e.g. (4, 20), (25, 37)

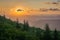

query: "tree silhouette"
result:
(0, 15), (60, 40)
(43, 24), (51, 40)
(53, 29), (58, 40)
(16, 18), (20, 28)
(36, 28), (42, 40)
(0, 15), (5, 27)
(25, 21), (29, 31)
(23, 20), (29, 31)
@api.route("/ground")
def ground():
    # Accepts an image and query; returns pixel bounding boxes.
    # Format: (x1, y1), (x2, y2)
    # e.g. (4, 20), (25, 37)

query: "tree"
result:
(25, 21), (29, 31)
(53, 29), (58, 40)
(23, 20), (29, 31)
(43, 24), (51, 40)
(16, 18), (20, 28)
(36, 28), (42, 40)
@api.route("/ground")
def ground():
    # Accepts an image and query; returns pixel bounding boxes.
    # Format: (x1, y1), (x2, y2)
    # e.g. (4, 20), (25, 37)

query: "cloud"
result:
(52, 2), (58, 4)
(44, 2), (59, 5)
(40, 8), (48, 11)
(49, 8), (60, 11)
(39, 8), (60, 11)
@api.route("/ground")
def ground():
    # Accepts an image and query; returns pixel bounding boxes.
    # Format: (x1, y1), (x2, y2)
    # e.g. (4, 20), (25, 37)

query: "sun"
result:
(17, 9), (23, 12)
(10, 8), (25, 15)
(15, 8), (24, 13)
(10, 6), (29, 16)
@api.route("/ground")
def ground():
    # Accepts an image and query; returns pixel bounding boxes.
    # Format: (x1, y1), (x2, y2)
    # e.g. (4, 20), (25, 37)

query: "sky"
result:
(0, 0), (60, 15)
(0, 0), (60, 18)
(0, 0), (60, 30)
(0, 0), (59, 8)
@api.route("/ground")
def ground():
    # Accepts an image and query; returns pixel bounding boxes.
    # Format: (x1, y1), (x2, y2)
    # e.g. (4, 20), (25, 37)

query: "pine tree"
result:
(0, 15), (5, 27)
(43, 24), (51, 40)
(36, 28), (42, 40)
(23, 20), (26, 31)
(53, 29), (58, 40)
(0, 15), (6, 40)
(23, 20), (29, 31)
(25, 21), (29, 31)
(3, 14), (5, 25)
(16, 18), (20, 28)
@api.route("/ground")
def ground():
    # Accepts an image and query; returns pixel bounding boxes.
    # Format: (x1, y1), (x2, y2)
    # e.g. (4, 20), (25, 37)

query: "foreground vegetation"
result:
(0, 15), (60, 40)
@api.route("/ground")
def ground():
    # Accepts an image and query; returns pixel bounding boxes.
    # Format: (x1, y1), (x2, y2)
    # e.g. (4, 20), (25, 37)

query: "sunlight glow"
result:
(10, 6), (29, 16)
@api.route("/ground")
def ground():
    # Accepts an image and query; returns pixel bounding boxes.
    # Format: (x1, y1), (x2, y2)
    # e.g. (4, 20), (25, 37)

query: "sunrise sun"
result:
(10, 6), (29, 16)
(15, 8), (24, 13)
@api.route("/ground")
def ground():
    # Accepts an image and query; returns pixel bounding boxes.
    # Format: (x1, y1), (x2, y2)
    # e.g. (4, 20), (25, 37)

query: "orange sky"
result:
(0, 0), (60, 19)
(0, 0), (60, 30)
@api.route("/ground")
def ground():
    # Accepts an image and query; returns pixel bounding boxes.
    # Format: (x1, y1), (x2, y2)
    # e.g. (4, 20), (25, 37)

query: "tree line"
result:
(0, 15), (60, 40)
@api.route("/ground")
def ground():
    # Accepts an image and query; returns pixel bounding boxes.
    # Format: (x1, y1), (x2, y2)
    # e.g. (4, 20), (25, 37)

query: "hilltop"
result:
(0, 15), (60, 40)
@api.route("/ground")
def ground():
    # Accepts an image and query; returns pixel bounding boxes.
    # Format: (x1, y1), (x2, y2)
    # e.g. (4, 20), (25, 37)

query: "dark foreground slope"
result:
(0, 15), (60, 40)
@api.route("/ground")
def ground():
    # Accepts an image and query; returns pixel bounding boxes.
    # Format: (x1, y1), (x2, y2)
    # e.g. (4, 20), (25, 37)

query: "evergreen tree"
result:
(3, 14), (6, 19)
(25, 21), (29, 31)
(36, 28), (42, 40)
(23, 20), (29, 31)
(23, 20), (26, 31)
(2, 14), (6, 25)
(53, 29), (58, 40)
(0, 15), (6, 40)
(16, 18), (20, 28)
(43, 24), (51, 40)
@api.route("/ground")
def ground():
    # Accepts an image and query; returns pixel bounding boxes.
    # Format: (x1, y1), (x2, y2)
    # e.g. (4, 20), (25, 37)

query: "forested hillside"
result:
(0, 15), (60, 40)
